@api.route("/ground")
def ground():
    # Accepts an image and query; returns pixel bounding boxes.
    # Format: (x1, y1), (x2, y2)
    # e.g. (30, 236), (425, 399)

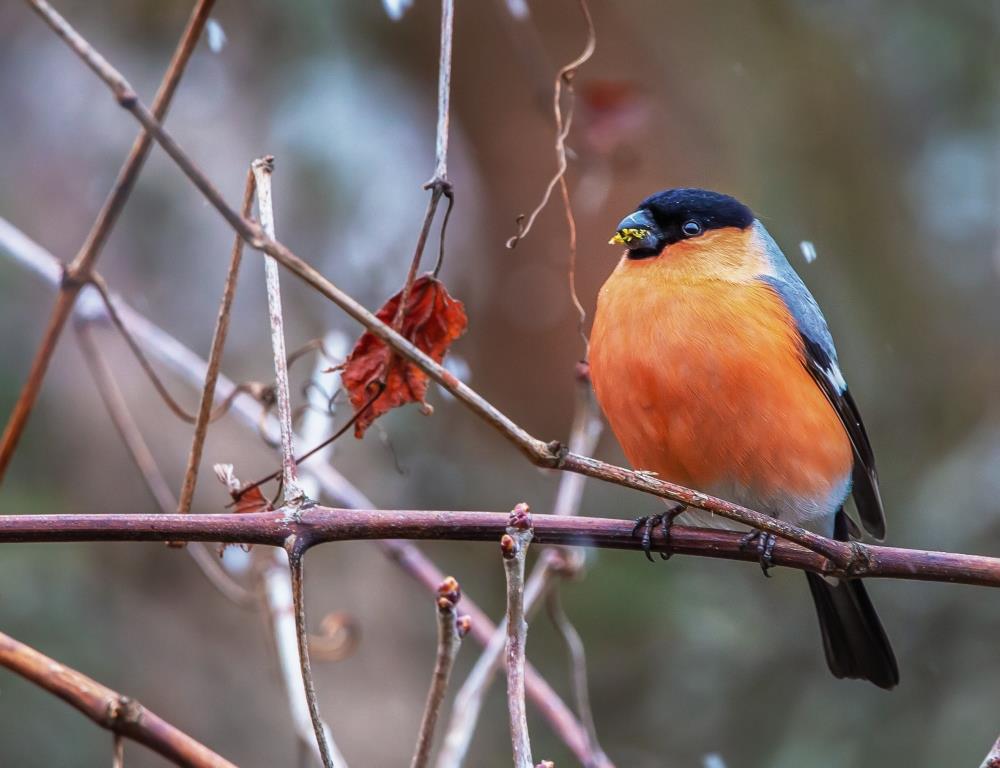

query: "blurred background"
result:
(0, 0), (998, 765)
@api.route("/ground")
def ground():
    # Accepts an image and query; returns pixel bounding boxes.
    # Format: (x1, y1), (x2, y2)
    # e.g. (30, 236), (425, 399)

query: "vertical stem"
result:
(432, 0), (454, 183)
(252, 156), (303, 506)
(112, 733), (124, 768)
(176, 170), (255, 515)
(502, 505), (534, 768)
(0, 0), (215, 483)
(410, 578), (466, 768)
(287, 539), (335, 768)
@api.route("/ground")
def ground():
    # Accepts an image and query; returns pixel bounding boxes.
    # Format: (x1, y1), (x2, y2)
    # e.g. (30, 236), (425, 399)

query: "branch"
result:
(2, 508), (1000, 587)
(21, 0), (846, 565)
(0, 630), (237, 768)
(502, 505), (535, 768)
(177, 170), (254, 515)
(252, 156), (304, 507)
(410, 577), (468, 768)
(437, 377), (605, 768)
(287, 539), (337, 768)
(0, 0), (215, 482)
(0, 218), (601, 767)
(546, 588), (600, 759)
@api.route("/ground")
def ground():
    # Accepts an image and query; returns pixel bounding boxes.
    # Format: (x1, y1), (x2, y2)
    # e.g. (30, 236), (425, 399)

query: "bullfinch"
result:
(590, 188), (898, 689)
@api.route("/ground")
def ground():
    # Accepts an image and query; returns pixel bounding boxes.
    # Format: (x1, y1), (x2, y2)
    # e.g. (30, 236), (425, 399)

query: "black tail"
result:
(805, 572), (899, 689)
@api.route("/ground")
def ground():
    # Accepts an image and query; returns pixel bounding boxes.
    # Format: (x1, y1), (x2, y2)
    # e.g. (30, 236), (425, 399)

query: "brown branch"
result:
(502, 505), (535, 768)
(2, 508), (1000, 587)
(22, 0), (846, 564)
(437, 376), (604, 768)
(0, 630), (237, 768)
(0, 0), (215, 482)
(252, 156), (305, 507)
(411, 577), (467, 768)
(546, 588), (601, 760)
(177, 170), (255, 515)
(112, 733), (125, 768)
(394, 0), (455, 323)
(287, 539), (337, 768)
(0, 220), (601, 767)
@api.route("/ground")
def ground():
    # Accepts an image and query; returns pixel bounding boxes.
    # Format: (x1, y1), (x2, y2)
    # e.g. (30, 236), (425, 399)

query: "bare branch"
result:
(0, 220), (601, 766)
(437, 377), (604, 768)
(112, 734), (124, 768)
(411, 577), (467, 768)
(265, 338), (351, 766)
(0, 0), (214, 482)
(1, 508), (999, 588)
(252, 156), (304, 507)
(546, 588), (601, 759)
(502, 505), (535, 768)
(287, 539), (337, 768)
(177, 170), (255, 515)
(0, 630), (237, 768)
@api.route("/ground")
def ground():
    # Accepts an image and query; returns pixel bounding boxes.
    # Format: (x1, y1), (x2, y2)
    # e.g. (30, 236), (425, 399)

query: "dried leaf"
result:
(341, 275), (467, 437)
(213, 462), (273, 515)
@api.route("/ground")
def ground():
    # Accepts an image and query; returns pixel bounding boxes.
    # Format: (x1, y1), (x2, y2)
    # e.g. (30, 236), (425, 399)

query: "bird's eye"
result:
(681, 220), (703, 237)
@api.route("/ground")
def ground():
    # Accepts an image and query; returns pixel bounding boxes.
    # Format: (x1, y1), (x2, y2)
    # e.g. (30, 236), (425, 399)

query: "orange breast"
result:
(590, 238), (852, 519)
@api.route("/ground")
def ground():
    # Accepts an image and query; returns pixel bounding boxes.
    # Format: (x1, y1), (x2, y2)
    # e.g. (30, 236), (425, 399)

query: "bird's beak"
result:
(609, 209), (659, 251)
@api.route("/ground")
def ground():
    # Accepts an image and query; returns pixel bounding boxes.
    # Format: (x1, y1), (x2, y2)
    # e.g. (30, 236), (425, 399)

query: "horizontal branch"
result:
(1, 509), (999, 587)
(0, 630), (236, 768)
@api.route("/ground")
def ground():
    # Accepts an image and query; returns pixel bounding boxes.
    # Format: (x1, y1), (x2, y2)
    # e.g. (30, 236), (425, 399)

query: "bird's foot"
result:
(739, 529), (777, 577)
(631, 503), (685, 562)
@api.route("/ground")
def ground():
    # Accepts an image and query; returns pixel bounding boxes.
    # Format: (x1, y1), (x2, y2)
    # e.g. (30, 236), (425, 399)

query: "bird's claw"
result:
(740, 529), (777, 577)
(631, 504), (685, 562)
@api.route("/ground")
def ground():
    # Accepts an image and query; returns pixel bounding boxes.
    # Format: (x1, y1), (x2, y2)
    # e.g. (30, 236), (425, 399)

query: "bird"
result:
(589, 187), (898, 689)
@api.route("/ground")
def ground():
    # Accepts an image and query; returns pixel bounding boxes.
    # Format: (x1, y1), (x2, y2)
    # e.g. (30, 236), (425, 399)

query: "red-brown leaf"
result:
(341, 275), (467, 437)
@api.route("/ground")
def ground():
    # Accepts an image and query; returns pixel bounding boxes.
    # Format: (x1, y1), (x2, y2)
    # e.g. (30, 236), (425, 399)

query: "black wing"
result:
(801, 336), (886, 540)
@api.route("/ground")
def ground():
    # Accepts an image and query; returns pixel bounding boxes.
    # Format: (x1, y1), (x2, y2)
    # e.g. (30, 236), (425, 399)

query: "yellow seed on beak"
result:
(609, 227), (650, 246)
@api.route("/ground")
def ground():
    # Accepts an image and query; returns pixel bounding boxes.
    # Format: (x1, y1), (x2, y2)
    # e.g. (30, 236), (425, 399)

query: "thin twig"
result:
(0, 629), (237, 768)
(0, 221), (602, 766)
(265, 332), (351, 767)
(0, 0), (215, 482)
(394, 0), (455, 324)
(112, 734), (124, 768)
(502, 504), (535, 768)
(75, 321), (256, 607)
(411, 577), (468, 768)
(546, 588), (601, 760)
(287, 538), (336, 768)
(437, 375), (603, 768)
(505, 0), (595, 251)
(253, 156), (304, 507)
(176, 170), (255, 514)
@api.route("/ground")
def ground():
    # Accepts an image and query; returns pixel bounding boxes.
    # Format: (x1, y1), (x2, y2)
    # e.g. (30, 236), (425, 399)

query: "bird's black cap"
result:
(612, 188), (755, 258)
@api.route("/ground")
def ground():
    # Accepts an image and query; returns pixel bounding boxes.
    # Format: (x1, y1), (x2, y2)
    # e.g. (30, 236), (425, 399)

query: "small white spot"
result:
(800, 240), (818, 264)
(382, 0), (413, 21)
(221, 545), (252, 574)
(703, 754), (728, 768)
(504, 0), (530, 19)
(206, 19), (227, 53)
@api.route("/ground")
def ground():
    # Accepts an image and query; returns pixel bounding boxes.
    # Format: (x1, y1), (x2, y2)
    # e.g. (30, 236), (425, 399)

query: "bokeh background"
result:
(1, 0), (998, 765)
